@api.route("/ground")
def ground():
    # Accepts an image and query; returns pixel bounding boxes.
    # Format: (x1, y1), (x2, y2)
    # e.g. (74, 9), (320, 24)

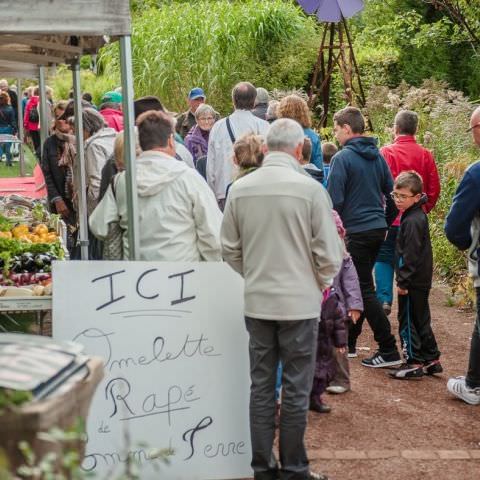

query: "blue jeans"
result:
(0, 126), (13, 165)
(275, 362), (282, 401)
(374, 226), (398, 305)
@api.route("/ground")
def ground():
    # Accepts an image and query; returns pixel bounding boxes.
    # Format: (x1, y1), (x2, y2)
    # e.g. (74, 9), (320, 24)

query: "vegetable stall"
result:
(0, 195), (67, 332)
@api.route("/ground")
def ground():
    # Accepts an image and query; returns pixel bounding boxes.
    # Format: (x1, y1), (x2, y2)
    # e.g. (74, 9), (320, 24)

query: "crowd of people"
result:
(6, 77), (480, 480)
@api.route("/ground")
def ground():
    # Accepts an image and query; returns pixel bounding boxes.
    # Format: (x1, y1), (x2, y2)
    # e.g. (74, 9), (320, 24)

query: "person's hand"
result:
(54, 198), (70, 218)
(397, 287), (408, 295)
(337, 347), (346, 354)
(348, 309), (361, 323)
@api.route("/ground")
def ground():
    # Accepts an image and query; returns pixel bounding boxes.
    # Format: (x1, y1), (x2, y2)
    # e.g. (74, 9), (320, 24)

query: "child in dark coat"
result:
(310, 210), (363, 413)
(389, 171), (441, 379)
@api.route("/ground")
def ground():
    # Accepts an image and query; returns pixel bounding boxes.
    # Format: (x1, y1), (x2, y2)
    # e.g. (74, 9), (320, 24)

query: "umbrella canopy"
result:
(297, 0), (364, 22)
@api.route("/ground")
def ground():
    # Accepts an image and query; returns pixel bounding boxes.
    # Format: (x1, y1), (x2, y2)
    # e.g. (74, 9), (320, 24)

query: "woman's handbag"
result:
(102, 174), (124, 260)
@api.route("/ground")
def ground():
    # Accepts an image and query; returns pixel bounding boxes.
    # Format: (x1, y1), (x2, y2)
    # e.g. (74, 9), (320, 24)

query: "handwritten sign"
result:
(53, 262), (252, 480)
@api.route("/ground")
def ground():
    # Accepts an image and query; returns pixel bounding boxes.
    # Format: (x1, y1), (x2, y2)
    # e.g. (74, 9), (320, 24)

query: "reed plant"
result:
(98, 0), (319, 113)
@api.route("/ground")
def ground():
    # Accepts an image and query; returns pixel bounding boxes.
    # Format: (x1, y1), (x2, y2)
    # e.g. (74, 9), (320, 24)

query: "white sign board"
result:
(53, 261), (252, 480)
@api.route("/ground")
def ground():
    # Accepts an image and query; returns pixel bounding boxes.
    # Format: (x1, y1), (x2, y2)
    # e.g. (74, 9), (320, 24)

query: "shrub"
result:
(47, 67), (119, 106)
(365, 80), (478, 301)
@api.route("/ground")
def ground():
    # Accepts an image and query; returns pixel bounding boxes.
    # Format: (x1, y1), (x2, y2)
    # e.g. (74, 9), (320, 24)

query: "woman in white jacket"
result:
(89, 110), (223, 261)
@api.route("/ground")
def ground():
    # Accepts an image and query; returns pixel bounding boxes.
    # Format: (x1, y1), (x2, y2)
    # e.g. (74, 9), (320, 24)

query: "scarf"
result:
(55, 130), (77, 209)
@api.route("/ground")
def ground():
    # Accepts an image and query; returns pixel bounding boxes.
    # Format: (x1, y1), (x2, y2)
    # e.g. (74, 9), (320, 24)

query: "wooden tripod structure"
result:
(309, 17), (371, 130)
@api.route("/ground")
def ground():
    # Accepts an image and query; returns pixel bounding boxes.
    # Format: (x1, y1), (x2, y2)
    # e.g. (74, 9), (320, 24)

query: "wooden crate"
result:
(0, 357), (103, 473)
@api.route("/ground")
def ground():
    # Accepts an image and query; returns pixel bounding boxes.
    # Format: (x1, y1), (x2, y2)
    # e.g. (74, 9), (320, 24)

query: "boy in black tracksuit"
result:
(389, 171), (442, 379)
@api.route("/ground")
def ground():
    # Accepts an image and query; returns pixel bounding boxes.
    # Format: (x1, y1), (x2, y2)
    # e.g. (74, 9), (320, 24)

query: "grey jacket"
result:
(221, 151), (344, 320)
(85, 127), (116, 216)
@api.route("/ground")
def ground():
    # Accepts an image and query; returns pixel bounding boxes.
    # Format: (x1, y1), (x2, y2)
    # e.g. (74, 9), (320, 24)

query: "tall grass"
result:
(98, 0), (319, 113)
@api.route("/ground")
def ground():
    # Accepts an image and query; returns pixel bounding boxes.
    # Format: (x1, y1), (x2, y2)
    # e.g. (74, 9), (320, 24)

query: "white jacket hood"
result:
(136, 150), (188, 197)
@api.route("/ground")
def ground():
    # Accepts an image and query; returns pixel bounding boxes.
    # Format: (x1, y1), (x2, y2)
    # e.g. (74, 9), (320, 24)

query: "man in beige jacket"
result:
(221, 118), (343, 480)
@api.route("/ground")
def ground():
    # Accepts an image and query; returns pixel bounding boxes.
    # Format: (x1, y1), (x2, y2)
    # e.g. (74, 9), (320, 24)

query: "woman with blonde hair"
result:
(225, 133), (264, 198)
(278, 94), (323, 173)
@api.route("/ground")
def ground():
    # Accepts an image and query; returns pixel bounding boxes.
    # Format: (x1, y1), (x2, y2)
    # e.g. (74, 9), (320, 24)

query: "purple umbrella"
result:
(297, 0), (364, 22)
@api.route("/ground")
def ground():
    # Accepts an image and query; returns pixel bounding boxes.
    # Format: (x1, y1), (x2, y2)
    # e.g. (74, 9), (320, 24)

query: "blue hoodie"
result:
(327, 136), (397, 234)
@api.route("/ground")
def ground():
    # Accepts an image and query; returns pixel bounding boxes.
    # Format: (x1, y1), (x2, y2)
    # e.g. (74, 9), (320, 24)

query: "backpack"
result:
(28, 106), (39, 123)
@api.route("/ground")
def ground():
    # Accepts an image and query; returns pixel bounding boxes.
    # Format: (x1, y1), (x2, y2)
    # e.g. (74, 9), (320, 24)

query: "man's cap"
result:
(188, 87), (206, 101)
(101, 90), (123, 104)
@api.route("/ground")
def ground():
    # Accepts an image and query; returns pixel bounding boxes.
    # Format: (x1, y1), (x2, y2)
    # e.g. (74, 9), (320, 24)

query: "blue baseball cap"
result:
(188, 87), (206, 100)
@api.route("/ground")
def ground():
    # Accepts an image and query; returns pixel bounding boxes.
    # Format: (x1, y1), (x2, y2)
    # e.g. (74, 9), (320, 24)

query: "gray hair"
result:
(394, 110), (418, 135)
(82, 107), (107, 136)
(267, 100), (280, 120)
(266, 118), (304, 153)
(194, 103), (215, 120)
(266, 100), (279, 121)
(255, 87), (269, 106)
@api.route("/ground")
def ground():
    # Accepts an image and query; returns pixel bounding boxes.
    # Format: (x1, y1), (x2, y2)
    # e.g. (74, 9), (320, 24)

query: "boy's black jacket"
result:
(395, 195), (433, 290)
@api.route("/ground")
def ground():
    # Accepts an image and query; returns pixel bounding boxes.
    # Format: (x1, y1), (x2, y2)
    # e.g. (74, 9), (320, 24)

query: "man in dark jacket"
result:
(327, 106), (401, 368)
(445, 106), (480, 405)
(389, 171), (441, 379)
(175, 87), (206, 139)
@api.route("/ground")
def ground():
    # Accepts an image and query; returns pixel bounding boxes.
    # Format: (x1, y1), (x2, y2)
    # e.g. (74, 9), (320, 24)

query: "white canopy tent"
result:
(0, 0), (140, 260)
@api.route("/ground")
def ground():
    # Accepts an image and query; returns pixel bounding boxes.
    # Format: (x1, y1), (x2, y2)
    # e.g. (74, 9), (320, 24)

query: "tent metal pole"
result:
(38, 65), (48, 153)
(16, 78), (25, 177)
(72, 62), (89, 260)
(119, 35), (139, 260)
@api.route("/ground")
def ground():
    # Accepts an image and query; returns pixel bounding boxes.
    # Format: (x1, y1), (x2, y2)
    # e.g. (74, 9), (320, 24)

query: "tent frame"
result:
(0, 0), (139, 260)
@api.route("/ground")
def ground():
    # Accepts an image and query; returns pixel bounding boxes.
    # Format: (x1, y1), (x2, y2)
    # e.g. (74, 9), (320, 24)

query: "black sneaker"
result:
(423, 360), (443, 375)
(347, 345), (358, 358)
(389, 363), (424, 380)
(361, 351), (402, 368)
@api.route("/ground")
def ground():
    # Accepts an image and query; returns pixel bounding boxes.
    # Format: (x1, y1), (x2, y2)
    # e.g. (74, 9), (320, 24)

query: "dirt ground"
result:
(304, 282), (480, 480)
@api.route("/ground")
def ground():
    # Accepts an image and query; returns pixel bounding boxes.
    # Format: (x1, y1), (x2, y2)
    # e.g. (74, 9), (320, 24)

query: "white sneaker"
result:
(447, 376), (480, 405)
(326, 385), (348, 394)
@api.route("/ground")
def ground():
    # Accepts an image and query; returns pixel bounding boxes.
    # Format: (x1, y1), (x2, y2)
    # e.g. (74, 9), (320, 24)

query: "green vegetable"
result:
(32, 203), (46, 222)
(0, 214), (13, 232)
(0, 237), (64, 277)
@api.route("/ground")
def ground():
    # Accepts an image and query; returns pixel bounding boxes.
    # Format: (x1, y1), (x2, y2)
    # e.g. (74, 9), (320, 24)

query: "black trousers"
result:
(29, 130), (41, 159)
(346, 228), (398, 354)
(467, 287), (480, 388)
(397, 288), (440, 364)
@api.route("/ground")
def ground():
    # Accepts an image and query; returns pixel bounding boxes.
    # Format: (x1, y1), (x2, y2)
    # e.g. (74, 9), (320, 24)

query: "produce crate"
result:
(0, 357), (104, 473)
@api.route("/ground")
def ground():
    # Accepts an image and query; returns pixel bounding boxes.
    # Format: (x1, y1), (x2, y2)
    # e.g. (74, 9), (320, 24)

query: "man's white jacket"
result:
(89, 150), (223, 261)
(221, 151), (344, 320)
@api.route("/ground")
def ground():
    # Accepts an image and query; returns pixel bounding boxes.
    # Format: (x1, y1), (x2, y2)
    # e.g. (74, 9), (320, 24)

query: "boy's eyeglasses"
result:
(390, 192), (416, 201)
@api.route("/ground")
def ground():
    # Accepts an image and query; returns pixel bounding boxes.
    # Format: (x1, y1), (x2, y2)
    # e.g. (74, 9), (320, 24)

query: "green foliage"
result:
(365, 80), (478, 299)
(351, 0), (480, 100)
(98, 0), (319, 113)
(48, 67), (119, 107)
(0, 389), (32, 412)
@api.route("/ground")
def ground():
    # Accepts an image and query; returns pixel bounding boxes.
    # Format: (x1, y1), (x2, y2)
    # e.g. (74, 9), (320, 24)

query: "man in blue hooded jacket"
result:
(327, 107), (401, 368)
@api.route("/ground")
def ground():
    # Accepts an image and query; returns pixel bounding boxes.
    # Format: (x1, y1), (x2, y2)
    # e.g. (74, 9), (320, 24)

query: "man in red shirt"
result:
(375, 110), (440, 315)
